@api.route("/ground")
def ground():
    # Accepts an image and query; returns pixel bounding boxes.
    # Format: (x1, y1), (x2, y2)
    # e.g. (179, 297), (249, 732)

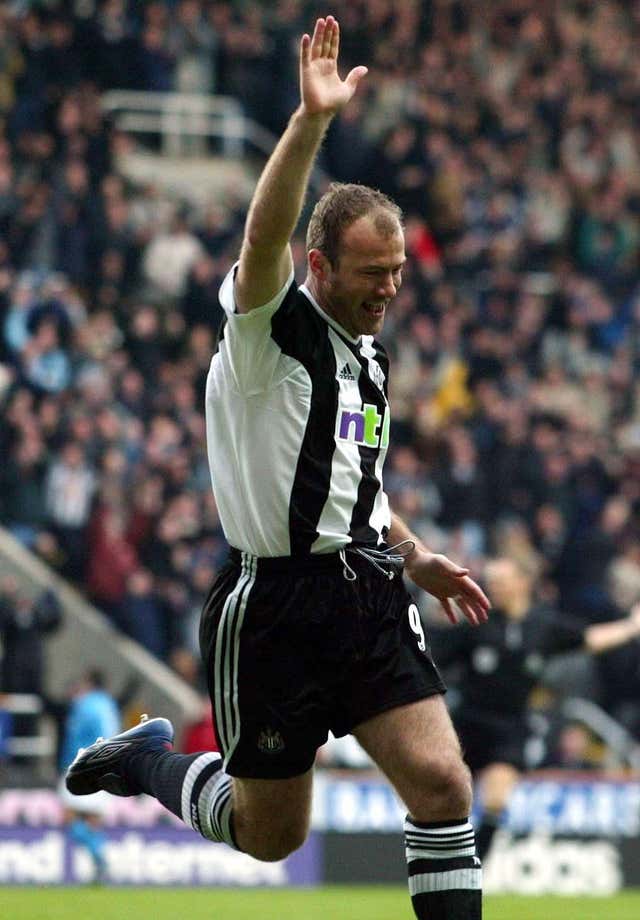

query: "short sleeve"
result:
(219, 261), (295, 322)
(216, 262), (297, 393)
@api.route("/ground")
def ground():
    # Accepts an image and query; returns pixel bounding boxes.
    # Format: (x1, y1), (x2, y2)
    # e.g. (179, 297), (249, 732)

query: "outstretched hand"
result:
(407, 552), (491, 627)
(300, 16), (368, 117)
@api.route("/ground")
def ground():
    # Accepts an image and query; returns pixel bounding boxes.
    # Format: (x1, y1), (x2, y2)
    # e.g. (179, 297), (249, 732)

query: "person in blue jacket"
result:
(59, 669), (120, 882)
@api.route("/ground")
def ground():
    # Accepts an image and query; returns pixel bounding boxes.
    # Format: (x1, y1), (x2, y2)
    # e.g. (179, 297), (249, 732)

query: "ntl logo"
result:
(336, 403), (390, 449)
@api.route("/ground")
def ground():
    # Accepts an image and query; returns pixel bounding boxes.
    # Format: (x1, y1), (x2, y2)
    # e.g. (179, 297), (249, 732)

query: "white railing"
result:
(562, 697), (640, 771)
(101, 90), (329, 192)
(102, 90), (275, 159)
(1, 693), (55, 758)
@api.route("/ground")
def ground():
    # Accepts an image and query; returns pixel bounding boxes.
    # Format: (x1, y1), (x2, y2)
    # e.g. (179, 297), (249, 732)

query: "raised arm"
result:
(583, 604), (640, 655)
(235, 15), (367, 312)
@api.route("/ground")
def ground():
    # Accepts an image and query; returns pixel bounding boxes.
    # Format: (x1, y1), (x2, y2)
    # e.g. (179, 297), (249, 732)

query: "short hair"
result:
(485, 556), (533, 582)
(306, 182), (403, 267)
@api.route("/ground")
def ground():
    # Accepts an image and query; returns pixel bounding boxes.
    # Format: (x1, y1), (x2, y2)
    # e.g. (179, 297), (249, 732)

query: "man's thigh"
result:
(199, 560), (331, 779)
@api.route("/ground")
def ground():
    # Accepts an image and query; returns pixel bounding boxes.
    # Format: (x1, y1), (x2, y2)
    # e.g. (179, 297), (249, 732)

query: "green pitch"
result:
(3, 887), (640, 920)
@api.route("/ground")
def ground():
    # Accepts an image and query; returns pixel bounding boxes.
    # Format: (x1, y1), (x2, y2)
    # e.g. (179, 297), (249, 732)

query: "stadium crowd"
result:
(1, 1), (640, 747)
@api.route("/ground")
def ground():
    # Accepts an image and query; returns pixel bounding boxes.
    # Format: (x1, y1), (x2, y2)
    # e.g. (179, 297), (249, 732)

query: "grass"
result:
(2, 887), (640, 920)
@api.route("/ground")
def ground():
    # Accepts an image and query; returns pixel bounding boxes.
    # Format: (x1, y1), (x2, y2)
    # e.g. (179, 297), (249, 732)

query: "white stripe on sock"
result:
(405, 820), (475, 836)
(197, 766), (225, 839)
(180, 752), (219, 828)
(404, 819), (478, 862)
(406, 844), (477, 861)
(209, 775), (235, 847)
(409, 867), (482, 895)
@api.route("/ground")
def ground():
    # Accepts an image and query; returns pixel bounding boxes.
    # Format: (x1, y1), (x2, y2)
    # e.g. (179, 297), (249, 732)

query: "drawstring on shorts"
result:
(339, 548), (357, 581)
(339, 540), (415, 582)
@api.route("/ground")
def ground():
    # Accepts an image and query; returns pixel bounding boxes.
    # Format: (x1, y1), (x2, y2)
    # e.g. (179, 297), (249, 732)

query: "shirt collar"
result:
(299, 283), (362, 345)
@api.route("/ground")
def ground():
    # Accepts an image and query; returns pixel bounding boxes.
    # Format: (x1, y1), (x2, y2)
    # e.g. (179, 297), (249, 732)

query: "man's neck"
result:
(304, 274), (322, 306)
(301, 278), (360, 343)
(504, 599), (529, 620)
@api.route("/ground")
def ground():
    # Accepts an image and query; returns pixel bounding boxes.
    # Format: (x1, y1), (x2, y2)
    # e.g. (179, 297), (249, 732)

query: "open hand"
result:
(407, 552), (491, 627)
(300, 16), (368, 117)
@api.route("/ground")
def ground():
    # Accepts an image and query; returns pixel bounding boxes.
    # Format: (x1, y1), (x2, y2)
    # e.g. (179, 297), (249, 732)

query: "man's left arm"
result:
(583, 604), (640, 654)
(387, 511), (490, 626)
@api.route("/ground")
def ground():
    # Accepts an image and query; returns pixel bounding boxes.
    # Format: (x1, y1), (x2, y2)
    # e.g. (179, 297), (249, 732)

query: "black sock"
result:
(475, 811), (500, 862)
(404, 816), (482, 920)
(124, 749), (209, 817)
(124, 749), (238, 849)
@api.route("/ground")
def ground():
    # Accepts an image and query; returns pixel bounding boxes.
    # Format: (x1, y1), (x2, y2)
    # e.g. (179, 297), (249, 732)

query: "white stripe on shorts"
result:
(213, 552), (256, 769)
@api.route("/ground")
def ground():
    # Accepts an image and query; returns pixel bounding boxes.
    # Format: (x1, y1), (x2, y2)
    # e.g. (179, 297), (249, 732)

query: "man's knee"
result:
(231, 770), (313, 861)
(408, 751), (473, 820)
(480, 763), (520, 815)
(241, 821), (308, 862)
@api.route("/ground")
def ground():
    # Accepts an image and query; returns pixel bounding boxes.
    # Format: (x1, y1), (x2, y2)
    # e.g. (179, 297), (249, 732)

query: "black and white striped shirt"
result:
(205, 265), (392, 556)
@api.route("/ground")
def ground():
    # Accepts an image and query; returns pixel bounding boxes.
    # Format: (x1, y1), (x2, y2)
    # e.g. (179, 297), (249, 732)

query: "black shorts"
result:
(454, 710), (527, 773)
(199, 548), (446, 779)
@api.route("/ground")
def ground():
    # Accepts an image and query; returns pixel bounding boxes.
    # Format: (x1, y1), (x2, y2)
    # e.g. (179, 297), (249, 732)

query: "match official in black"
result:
(431, 556), (640, 861)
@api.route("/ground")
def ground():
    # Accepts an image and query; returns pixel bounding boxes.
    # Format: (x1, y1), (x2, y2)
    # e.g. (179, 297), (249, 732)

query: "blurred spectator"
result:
(137, 20), (175, 93)
(556, 495), (630, 618)
(0, 430), (49, 548)
(59, 668), (120, 775)
(142, 208), (204, 299)
(45, 441), (96, 579)
(544, 721), (601, 771)
(168, 0), (217, 95)
(435, 427), (489, 530)
(117, 568), (166, 658)
(0, 698), (12, 769)
(0, 577), (62, 698)
(58, 669), (121, 884)
(0, 577), (62, 747)
(86, 503), (139, 621)
(20, 317), (72, 393)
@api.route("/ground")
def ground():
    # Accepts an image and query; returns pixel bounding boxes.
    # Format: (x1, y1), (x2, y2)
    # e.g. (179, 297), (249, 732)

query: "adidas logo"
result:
(338, 362), (356, 381)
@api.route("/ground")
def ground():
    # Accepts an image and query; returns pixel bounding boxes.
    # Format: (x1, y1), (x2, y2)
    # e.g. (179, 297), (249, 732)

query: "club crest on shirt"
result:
(257, 726), (285, 754)
(370, 362), (385, 391)
(472, 646), (499, 673)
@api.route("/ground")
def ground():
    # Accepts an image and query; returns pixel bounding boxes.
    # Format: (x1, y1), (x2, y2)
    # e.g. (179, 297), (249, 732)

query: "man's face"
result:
(484, 559), (530, 612)
(310, 215), (406, 338)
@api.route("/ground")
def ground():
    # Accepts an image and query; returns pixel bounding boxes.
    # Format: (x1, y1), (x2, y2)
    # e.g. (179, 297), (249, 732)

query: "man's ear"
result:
(308, 248), (330, 280)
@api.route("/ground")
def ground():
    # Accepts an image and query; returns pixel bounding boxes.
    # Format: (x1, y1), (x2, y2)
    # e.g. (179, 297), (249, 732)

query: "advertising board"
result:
(1, 774), (639, 889)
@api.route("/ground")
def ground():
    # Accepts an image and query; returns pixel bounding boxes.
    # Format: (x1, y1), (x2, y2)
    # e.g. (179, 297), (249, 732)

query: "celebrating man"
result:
(67, 17), (490, 919)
